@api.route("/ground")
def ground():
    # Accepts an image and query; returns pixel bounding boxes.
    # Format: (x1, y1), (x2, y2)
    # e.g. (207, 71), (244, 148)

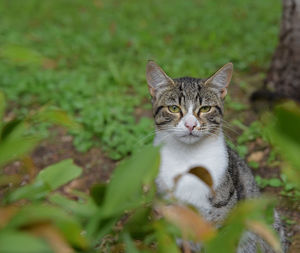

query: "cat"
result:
(146, 61), (288, 253)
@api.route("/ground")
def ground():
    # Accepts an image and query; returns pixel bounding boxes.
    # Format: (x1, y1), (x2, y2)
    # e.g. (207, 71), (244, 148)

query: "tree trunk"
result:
(264, 0), (300, 101)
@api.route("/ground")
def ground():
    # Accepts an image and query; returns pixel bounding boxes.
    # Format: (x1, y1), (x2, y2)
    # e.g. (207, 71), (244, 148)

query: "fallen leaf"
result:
(247, 151), (264, 163)
(188, 166), (214, 194)
(28, 222), (74, 253)
(159, 204), (216, 242)
(0, 206), (19, 229)
(246, 220), (281, 253)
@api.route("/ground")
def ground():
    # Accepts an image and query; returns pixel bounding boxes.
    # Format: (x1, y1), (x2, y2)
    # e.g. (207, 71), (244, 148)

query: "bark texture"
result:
(264, 0), (300, 101)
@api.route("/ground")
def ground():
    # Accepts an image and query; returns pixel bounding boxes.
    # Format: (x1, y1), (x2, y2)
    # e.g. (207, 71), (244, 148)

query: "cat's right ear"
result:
(204, 62), (233, 99)
(146, 61), (174, 96)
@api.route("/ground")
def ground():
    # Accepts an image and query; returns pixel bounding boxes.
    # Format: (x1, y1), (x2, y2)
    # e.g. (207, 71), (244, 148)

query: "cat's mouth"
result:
(177, 133), (202, 144)
(180, 132), (201, 138)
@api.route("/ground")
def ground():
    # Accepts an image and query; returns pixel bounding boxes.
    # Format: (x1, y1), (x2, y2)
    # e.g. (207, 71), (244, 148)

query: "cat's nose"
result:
(184, 119), (197, 132)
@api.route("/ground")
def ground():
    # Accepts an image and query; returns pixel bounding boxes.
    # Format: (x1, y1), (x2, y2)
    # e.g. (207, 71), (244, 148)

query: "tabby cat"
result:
(146, 61), (287, 253)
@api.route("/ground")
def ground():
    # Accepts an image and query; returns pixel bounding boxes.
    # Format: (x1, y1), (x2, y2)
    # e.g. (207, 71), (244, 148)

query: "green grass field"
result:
(0, 0), (281, 159)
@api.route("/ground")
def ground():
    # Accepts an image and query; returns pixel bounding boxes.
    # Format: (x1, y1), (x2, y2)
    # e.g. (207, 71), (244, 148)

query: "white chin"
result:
(177, 135), (201, 144)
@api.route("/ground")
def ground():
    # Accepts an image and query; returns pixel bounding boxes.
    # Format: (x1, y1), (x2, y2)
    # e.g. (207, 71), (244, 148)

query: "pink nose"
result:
(184, 119), (197, 132)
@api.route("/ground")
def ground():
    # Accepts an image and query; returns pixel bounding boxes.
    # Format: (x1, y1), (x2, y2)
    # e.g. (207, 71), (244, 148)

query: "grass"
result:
(0, 0), (281, 159)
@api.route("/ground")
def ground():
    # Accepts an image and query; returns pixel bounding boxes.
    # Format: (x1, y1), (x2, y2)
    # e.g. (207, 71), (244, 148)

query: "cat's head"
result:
(146, 61), (233, 144)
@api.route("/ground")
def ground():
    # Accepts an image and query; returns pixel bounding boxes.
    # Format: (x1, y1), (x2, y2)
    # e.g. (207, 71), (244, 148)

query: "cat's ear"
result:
(204, 62), (233, 99)
(146, 60), (174, 96)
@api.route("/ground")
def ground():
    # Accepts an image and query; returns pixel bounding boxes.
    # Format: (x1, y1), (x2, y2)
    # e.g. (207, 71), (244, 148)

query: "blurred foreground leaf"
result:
(122, 232), (140, 253)
(7, 159), (82, 202)
(0, 231), (52, 253)
(0, 121), (41, 168)
(246, 220), (281, 252)
(5, 203), (87, 249)
(87, 145), (160, 239)
(154, 221), (181, 253)
(266, 102), (300, 188)
(34, 108), (81, 131)
(158, 204), (216, 242)
(204, 198), (277, 253)
(49, 193), (98, 219)
(27, 223), (74, 253)
(101, 145), (160, 217)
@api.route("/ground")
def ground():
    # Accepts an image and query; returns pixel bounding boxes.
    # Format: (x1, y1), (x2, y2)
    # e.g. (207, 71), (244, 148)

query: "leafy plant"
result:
(265, 102), (300, 189)
(0, 0), (281, 159)
(0, 95), (281, 252)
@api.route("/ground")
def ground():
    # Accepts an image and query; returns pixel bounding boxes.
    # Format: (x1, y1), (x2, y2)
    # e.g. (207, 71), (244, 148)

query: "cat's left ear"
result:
(204, 62), (233, 99)
(146, 61), (174, 97)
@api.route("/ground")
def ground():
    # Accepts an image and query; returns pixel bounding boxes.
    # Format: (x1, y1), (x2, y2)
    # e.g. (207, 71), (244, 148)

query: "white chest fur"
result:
(154, 133), (228, 214)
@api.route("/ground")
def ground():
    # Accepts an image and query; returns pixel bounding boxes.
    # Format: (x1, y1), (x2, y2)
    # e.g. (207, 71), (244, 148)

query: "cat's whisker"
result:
(135, 131), (157, 145)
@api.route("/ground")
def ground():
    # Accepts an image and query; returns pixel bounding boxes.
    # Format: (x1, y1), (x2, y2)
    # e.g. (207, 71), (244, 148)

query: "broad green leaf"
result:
(122, 233), (140, 253)
(1, 120), (24, 140)
(36, 159), (82, 190)
(90, 183), (106, 206)
(204, 198), (276, 253)
(125, 205), (153, 238)
(101, 145), (160, 217)
(0, 120), (42, 167)
(49, 193), (98, 218)
(0, 136), (41, 168)
(34, 108), (81, 131)
(6, 180), (49, 203)
(7, 159), (82, 202)
(0, 231), (52, 253)
(154, 221), (180, 253)
(267, 178), (282, 188)
(5, 203), (87, 249)
(86, 146), (159, 238)
(265, 102), (300, 188)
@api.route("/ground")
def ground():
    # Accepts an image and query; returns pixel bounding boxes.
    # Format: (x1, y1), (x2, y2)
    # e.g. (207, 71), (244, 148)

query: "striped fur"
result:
(146, 61), (288, 252)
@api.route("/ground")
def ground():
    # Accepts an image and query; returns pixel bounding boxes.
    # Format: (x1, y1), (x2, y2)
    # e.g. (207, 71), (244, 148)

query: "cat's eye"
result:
(199, 106), (211, 113)
(168, 105), (180, 113)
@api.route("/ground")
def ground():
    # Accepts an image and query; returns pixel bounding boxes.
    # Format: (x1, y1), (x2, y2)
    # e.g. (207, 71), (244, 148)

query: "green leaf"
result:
(49, 193), (98, 218)
(6, 181), (48, 203)
(90, 183), (107, 206)
(86, 146), (160, 238)
(34, 108), (81, 131)
(0, 119), (43, 167)
(0, 231), (52, 253)
(204, 198), (276, 253)
(5, 203), (87, 249)
(125, 205), (153, 238)
(101, 145), (160, 217)
(7, 159), (82, 202)
(123, 233), (140, 253)
(0, 135), (41, 168)
(265, 102), (300, 188)
(267, 178), (282, 188)
(154, 221), (180, 253)
(36, 159), (82, 190)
